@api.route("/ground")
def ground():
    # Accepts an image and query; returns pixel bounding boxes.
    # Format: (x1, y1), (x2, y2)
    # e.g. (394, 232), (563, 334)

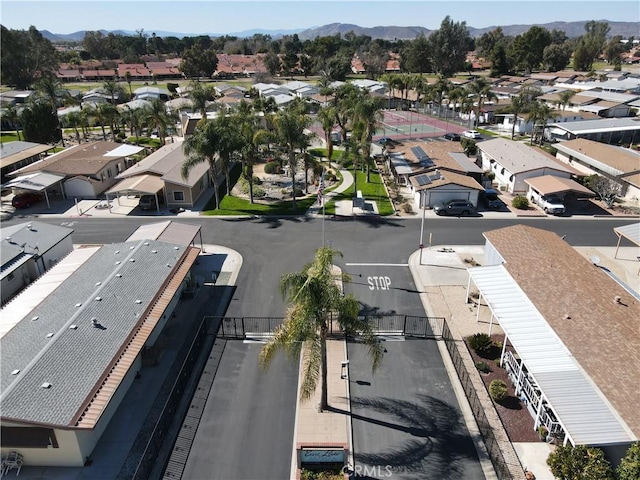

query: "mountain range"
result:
(40, 20), (639, 43)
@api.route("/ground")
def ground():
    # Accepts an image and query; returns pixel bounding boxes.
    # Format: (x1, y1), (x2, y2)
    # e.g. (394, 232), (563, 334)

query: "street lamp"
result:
(419, 192), (426, 265)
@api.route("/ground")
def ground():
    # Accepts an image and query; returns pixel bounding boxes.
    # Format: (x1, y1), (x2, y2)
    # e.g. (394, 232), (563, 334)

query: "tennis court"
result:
(376, 110), (461, 141)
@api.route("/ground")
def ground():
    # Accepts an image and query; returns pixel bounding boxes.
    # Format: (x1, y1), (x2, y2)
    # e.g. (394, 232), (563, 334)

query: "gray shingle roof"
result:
(1, 221), (73, 269)
(0, 240), (188, 427)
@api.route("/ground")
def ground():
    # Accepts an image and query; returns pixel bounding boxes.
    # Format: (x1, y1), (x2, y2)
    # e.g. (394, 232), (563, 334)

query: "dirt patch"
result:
(465, 335), (541, 443)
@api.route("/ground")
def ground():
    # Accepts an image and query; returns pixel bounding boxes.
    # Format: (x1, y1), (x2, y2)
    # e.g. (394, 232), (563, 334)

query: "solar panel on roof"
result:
(410, 146), (435, 167)
(415, 175), (431, 186)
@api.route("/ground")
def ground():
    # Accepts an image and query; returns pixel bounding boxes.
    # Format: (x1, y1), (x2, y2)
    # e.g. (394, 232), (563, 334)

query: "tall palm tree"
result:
(317, 105), (337, 163)
(233, 101), (261, 203)
(260, 247), (383, 412)
(432, 75), (453, 116)
(62, 110), (82, 143)
(508, 94), (530, 140)
(212, 114), (242, 198)
(182, 120), (223, 209)
(556, 89), (576, 111)
(189, 82), (214, 119)
(35, 73), (65, 145)
(465, 77), (497, 128)
(97, 103), (119, 141)
(272, 102), (313, 211)
(352, 92), (384, 183)
(3, 104), (22, 141)
(124, 71), (133, 97)
(102, 78), (122, 105)
(528, 100), (553, 145)
(143, 98), (173, 145)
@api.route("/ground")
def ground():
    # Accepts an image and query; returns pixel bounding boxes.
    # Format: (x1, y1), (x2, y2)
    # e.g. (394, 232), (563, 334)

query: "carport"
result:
(525, 175), (594, 199)
(467, 265), (635, 447)
(125, 220), (204, 250)
(2, 172), (66, 208)
(105, 174), (165, 213)
(613, 223), (640, 264)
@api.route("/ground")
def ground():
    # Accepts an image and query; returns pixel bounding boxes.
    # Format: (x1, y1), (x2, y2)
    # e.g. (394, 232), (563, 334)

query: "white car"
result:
(462, 130), (481, 139)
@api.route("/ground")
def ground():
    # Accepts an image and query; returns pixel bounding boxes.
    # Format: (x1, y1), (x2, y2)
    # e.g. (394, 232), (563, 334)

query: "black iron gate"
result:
(215, 315), (443, 339)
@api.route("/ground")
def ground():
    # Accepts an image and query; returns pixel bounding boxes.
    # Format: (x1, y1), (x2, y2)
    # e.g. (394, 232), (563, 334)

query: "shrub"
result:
(475, 361), (491, 374)
(493, 358), (502, 367)
(512, 195), (529, 209)
(489, 379), (508, 402)
(547, 445), (616, 480)
(264, 162), (280, 174)
(468, 333), (493, 355)
(252, 176), (263, 185)
(618, 442), (640, 480)
(401, 202), (413, 213)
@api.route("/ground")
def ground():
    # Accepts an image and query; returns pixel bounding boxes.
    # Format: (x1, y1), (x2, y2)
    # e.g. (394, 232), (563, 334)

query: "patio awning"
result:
(468, 265), (635, 446)
(2, 172), (66, 192)
(103, 144), (145, 157)
(525, 176), (595, 196)
(106, 174), (164, 195)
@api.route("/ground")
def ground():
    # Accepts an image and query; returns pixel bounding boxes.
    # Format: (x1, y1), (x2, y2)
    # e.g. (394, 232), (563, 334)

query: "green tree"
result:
(427, 16), (472, 77)
(211, 114), (242, 198)
(2, 104), (22, 141)
(352, 91), (384, 183)
(618, 442), (640, 480)
(20, 100), (62, 145)
(317, 105), (337, 164)
(182, 120), (223, 208)
(543, 43), (572, 72)
(0, 26), (58, 89)
(189, 82), (215, 119)
(510, 26), (552, 73)
(547, 444), (615, 480)
(272, 102), (313, 211)
(142, 98), (176, 145)
(362, 42), (389, 79)
(179, 44), (218, 81)
(62, 110), (82, 143)
(233, 101), (261, 203)
(528, 100), (552, 145)
(465, 77), (497, 128)
(556, 89), (576, 111)
(400, 33), (431, 74)
(260, 247), (383, 412)
(102, 78), (124, 105)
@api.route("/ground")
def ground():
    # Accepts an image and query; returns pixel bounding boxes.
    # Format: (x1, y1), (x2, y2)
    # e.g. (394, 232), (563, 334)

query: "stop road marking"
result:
(368, 276), (391, 290)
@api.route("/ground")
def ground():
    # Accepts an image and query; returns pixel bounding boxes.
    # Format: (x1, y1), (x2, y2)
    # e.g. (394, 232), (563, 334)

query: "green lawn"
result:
(324, 169), (394, 216)
(203, 193), (319, 216)
(309, 148), (344, 162)
(1, 132), (20, 143)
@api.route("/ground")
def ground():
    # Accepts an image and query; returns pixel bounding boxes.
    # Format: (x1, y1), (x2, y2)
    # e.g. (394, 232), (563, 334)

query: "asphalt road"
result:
(1, 215), (635, 479)
(348, 340), (485, 480)
(181, 341), (298, 480)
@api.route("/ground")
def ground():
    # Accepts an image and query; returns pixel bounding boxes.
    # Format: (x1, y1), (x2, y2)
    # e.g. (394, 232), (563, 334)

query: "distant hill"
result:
(40, 20), (638, 43)
(297, 21), (640, 41)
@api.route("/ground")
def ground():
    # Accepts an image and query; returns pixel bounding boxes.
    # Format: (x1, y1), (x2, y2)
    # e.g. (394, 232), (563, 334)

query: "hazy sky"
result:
(1, 0), (637, 35)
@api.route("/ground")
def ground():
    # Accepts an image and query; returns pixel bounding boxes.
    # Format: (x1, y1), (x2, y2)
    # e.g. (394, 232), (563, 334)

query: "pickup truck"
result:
(533, 193), (565, 215)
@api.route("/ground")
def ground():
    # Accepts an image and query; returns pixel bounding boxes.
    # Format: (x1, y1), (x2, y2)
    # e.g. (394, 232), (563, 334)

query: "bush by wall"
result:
(468, 333), (494, 355)
(512, 195), (529, 210)
(489, 379), (508, 402)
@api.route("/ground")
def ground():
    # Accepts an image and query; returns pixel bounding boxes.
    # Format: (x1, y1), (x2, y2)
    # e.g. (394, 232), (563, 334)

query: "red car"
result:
(11, 192), (42, 209)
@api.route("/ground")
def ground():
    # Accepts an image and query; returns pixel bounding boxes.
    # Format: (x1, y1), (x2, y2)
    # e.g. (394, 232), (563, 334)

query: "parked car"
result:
(433, 199), (476, 216)
(480, 189), (505, 210)
(377, 137), (395, 146)
(443, 133), (461, 141)
(535, 194), (565, 215)
(11, 192), (42, 209)
(462, 130), (481, 139)
(138, 195), (157, 210)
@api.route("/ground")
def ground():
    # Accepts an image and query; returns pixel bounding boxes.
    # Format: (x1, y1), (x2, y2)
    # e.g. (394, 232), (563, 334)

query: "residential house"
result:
(1, 141), (56, 184)
(8, 141), (145, 199)
(107, 141), (210, 210)
(133, 86), (170, 102)
(0, 221), (74, 305)
(554, 138), (640, 203)
(477, 138), (574, 193)
(468, 224), (639, 463)
(410, 169), (484, 209)
(0, 230), (201, 466)
(546, 117), (640, 145)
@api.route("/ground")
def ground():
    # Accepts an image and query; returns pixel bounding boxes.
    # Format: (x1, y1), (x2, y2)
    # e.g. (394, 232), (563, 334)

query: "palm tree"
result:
(182, 120), (223, 209)
(260, 247), (383, 412)
(35, 73), (65, 145)
(189, 82), (214, 119)
(97, 103), (119, 141)
(432, 75), (453, 116)
(352, 92), (384, 183)
(212, 114), (242, 198)
(508, 94), (530, 140)
(317, 106), (337, 164)
(233, 101), (261, 203)
(556, 89), (576, 111)
(102, 78), (122, 105)
(272, 102), (313, 211)
(3, 104), (22, 141)
(528, 100), (553, 145)
(124, 71), (133, 97)
(465, 77), (497, 128)
(143, 98), (173, 145)
(62, 110), (82, 143)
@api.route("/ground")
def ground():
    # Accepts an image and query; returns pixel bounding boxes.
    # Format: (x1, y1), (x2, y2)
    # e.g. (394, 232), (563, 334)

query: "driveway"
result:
(348, 339), (485, 480)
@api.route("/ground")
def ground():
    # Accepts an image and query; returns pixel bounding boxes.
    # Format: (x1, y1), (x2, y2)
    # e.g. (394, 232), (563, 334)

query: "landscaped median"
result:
(294, 338), (351, 480)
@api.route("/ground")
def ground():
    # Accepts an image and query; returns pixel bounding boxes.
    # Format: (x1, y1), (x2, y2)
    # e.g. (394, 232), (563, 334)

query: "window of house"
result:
(173, 191), (185, 201)
(101, 172), (105, 181)
(107, 168), (112, 178)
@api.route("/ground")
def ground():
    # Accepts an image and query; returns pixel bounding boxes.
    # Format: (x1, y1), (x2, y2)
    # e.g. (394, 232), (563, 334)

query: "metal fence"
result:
(130, 316), (216, 480)
(215, 315), (444, 339)
(441, 320), (513, 480)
